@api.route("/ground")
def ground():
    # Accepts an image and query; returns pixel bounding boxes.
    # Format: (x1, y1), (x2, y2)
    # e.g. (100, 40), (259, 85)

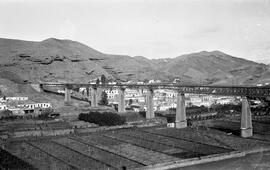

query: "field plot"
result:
(4, 141), (74, 170)
(0, 120), (72, 132)
(29, 140), (111, 170)
(139, 127), (234, 154)
(2, 123), (270, 170)
(75, 134), (179, 165)
(104, 128), (233, 158)
(53, 137), (144, 169)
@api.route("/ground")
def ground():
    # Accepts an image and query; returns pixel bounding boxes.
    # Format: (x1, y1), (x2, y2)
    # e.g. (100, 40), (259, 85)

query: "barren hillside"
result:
(0, 38), (269, 87)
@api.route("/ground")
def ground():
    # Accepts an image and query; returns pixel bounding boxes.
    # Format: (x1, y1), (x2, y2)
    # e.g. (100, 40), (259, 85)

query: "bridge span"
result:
(39, 83), (270, 138)
(40, 83), (270, 97)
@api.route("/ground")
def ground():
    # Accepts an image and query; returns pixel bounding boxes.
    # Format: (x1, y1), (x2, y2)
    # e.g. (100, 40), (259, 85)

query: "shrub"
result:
(0, 110), (13, 117)
(167, 116), (175, 123)
(78, 111), (125, 126)
(138, 111), (146, 117)
(0, 115), (22, 120)
(169, 106), (209, 115)
(99, 91), (108, 106)
(0, 110), (23, 120)
(38, 108), (55, 119)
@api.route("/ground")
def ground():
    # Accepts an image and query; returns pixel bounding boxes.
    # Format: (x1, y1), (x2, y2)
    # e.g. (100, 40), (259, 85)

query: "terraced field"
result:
(2, 123), (270, 170)
(5, 142), (74, 170)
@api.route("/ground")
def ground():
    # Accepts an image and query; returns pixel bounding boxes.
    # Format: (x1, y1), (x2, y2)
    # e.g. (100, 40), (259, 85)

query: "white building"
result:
(0, 96), (28, 102)
(164, 90), (177, 98)
(17, 103), (52, 110)
(0, 104), (7, 110)
(105, 89), (119, 100)
(158, 103), (177, 111)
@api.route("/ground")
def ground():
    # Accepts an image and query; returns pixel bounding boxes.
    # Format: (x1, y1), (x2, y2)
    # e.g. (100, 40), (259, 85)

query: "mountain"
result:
(159, 51), (270, 85)
(0, 37), (269, 86)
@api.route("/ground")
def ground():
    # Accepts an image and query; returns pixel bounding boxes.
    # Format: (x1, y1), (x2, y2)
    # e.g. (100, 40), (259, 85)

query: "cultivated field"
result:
(2, 120), (270, 170)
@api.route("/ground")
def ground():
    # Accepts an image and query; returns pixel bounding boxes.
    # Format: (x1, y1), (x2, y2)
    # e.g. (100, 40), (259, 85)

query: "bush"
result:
(38, 108), (55, 119)
(212, 103), (241, 113)
(0, 110), (23, 120)
(169, 106), (209, 115)
(99, 91), (108, 106)
(78, 112), (125, 126)
(0, 115), (22, 120)
(138, 111), (146, 117)
(167, 116), (175, 123)
(0, 110), (13, 117)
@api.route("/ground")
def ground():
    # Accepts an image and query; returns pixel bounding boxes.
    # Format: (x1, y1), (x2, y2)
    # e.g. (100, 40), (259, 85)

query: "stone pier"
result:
(175, 92), (187, 128)
(86, 86), (90, 97)
(91, 87), (98, 107)
(64, 87), (71, 105)
(97, 87), (103, 102)
(118, 88), (125, 112)
(241, 96), (253, 137)
(146, 88), (155, 119)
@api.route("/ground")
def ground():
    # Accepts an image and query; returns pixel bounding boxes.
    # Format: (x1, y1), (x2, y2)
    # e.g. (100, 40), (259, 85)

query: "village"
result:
(0, 96), (52, 118)
(2, 75), (266, 120)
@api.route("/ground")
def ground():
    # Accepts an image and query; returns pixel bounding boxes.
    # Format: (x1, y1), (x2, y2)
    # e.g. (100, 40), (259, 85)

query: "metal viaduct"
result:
(39, 83), (270, 138)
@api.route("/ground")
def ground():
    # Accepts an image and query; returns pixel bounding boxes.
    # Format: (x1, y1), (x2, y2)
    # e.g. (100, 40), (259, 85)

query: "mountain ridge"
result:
(0, 37), (269, 86)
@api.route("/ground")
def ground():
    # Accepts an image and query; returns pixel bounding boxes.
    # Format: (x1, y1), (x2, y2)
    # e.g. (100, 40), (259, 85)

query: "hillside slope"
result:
(0, 38), (269, 86)
(160, 51), (269, 85)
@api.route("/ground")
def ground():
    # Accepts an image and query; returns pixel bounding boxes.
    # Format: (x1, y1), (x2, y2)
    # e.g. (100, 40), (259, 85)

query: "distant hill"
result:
(159, 51), (270, 85)
(0, 37), (269, 87)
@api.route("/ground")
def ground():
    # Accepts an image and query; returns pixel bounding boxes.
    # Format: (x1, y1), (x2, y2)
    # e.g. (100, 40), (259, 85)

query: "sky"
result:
(0, 0), (270, 63)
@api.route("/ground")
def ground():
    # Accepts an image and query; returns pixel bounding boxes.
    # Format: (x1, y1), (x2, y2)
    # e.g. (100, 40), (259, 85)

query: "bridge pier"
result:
(97, 87), (103, 103)
(241, 96), (253, 137)
(86, 86), (90, 97)
(64, 87), (71, 105)
(146, 88), (155, 119)
(86, 86), (92, 105)
(175, 92), (187, 128)
(91, 87), (98, 107)
(118, 88), (125, 112)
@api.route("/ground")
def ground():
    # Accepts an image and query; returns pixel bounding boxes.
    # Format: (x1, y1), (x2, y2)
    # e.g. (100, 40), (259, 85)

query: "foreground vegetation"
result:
(78, 111), (125, 126)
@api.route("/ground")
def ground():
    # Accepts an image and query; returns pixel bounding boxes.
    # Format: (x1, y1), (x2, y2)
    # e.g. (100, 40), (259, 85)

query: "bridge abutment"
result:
(175, 92), (187, 128)
(146, 88), (155, 119)
(118, 88), (125, 112)
(241, 96), (253, 137)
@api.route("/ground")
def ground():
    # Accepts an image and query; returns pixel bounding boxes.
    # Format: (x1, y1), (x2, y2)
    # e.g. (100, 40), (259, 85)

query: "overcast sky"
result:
(0, 0), (270, 62)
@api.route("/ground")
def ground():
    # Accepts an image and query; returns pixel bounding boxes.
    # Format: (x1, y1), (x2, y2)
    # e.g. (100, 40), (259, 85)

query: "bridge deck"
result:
(40, 83), (270, 97)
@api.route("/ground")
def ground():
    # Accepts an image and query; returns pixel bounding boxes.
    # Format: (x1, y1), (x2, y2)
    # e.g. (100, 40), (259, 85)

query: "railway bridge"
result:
(40, 83), (270, 138)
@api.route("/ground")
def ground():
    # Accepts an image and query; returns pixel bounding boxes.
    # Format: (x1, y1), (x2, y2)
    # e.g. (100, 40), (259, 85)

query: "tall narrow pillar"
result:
(64, 87), (71, 105)
(241, 96), (253, 137)
(146, 88), (154, 119)
(91, 87), (98, 107)
(175, 92), (187, 128)
(86, 86), (92, 104)
(86, 86), (90, 97)
(97, 87), (103, 102)
(118, 88), (125, 112)
(139, 88), (143, 95)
